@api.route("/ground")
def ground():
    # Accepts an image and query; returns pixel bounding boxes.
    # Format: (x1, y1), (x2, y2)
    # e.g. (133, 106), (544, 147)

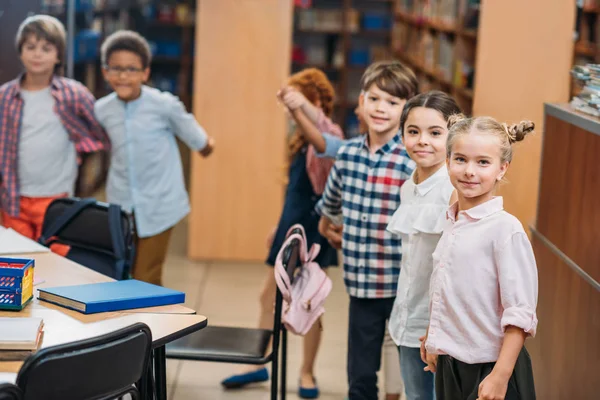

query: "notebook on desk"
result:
(37, 280), (186, 314)
(0, 317), (44, 351)
(0, 227), (50, 255)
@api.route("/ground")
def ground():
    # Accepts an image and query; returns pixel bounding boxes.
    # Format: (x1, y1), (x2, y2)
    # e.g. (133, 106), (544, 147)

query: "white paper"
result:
(0, 227), (50, 255)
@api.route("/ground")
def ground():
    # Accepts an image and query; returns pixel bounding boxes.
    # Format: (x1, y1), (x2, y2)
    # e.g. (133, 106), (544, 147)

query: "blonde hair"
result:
(446, 115), (535, 163)
(16, 15), (66, 74)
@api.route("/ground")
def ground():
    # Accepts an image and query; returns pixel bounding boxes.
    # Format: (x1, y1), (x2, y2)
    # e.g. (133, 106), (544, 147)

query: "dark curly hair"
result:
(101, 30), (152, 68)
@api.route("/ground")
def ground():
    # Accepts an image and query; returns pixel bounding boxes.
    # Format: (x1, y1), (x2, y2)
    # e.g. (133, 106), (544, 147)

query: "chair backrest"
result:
(0, 384), (22, 400)
(16, 323), (152, 400)
(39, 197), (135, 280)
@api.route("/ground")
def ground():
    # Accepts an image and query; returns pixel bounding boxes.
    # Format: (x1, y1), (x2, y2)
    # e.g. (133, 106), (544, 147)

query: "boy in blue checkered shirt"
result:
(316, 61), (419, 400)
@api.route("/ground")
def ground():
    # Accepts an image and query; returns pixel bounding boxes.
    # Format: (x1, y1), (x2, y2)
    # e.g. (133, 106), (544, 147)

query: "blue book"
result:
(37, 280), (185, 314)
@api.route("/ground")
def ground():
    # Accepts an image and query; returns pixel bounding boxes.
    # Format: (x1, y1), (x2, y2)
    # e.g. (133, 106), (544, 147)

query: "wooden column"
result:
(473, 0), (574, 227)
(188, 0), (293, 261)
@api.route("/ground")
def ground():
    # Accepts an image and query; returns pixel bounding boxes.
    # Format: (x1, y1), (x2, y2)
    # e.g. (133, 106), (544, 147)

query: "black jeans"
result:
(435, 347), (536, 400)
(347, 296), (395, 400)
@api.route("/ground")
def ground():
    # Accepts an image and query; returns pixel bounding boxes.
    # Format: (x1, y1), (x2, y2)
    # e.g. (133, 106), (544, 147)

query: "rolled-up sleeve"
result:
(315, 133), (345, 159)
(496, 232), (539, 337)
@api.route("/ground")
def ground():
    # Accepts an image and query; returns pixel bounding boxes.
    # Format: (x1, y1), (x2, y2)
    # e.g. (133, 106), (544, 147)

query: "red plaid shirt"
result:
(0, 75), (109, 217)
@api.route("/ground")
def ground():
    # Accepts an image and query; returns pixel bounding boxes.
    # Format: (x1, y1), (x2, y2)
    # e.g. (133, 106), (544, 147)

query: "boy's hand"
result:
(200, 137), (215, 157)
(477, 372), (509, 400)
(318, 216), (332, 239)
(326, 224), (343, 249)
(318, 216), (343, 249)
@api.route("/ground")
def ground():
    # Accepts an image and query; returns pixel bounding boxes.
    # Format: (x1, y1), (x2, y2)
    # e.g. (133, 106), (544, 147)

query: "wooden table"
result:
(0, 250), (207, 400)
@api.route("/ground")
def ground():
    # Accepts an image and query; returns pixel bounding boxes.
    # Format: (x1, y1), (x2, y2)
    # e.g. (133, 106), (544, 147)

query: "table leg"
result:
(153, 345), (167, 400)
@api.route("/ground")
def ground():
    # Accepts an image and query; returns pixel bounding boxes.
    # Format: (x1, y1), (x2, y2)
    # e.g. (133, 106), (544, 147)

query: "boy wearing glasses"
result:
(95, 30), (215, 285)
(0, 15), (108, 242)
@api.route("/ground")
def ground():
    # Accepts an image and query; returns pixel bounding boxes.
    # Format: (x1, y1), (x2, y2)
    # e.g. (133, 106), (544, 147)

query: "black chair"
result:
(166, 230), (303, 400)
(16, 323), (152, 400)
(38, 197), (135, 280)
(0, 384), (22, 400)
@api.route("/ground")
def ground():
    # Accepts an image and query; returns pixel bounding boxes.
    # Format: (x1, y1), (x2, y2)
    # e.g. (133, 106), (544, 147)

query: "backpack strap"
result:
(285, 223), (321, 263)
(306, 243), (321, 263)
(274, 233), (305, 302)
(108, 204), (127, 280)
(285, 224), (309, 263)
(38, 198), (96, 245)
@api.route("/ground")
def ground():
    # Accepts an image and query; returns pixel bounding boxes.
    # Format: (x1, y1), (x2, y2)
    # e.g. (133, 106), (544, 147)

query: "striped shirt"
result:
(0, 75), (109, 216)
(316, 133), (415, 298)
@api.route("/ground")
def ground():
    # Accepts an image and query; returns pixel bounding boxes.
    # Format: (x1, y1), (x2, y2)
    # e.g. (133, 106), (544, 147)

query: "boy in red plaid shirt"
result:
(0, 15), (109, 242)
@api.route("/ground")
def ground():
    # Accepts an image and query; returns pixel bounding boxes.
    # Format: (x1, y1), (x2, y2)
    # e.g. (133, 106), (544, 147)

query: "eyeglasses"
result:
(103, 65), (145, 76)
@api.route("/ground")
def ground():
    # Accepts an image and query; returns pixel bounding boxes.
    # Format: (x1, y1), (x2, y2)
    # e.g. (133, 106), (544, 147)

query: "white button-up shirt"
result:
(426, 197), (538, 364)
(387, 165), (454, 348)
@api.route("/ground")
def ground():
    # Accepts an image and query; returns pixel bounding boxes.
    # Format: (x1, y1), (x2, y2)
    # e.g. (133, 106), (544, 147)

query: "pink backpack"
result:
(274, 224), (333, 336)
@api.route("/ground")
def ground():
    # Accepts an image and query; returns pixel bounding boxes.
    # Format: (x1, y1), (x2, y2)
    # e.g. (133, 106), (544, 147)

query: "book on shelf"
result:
(570, 64), (600, 117)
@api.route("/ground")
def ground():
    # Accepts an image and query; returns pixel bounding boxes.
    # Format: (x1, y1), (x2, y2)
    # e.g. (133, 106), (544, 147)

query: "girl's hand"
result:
(477, 372), (509, 400)
(276, 87), (289, 103)
(419, 335), (428, 364)
(282, 88), (307, 111)
(200, 137), (215, 157)
(425, 352), (438, 373)
(420, 331), (437, 373)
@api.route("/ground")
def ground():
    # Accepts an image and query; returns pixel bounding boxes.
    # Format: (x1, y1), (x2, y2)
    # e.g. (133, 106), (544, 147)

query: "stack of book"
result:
(570, 64), (600, 117)
(0, 317), (44, 361)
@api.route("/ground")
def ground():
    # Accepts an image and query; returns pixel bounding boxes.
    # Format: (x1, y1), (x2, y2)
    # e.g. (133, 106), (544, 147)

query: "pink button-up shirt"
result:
(426, 197), (538, 364)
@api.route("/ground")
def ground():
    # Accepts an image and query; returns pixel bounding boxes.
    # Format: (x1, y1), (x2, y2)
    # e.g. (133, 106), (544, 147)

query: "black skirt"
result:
(265, 148), (338, 268)
(435, 347), (536, 400)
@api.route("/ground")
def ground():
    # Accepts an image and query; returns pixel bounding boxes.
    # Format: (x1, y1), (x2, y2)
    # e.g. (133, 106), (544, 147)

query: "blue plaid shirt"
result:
(316, 133), (415, 298)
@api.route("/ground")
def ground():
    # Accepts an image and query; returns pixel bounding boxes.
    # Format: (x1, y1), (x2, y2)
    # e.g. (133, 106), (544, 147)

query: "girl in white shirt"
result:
(422, 116), (538, 400)
(387, 91), (462, 400)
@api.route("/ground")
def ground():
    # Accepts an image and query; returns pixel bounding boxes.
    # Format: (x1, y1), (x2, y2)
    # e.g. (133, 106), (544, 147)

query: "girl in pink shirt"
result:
(422, 116), (538, 400)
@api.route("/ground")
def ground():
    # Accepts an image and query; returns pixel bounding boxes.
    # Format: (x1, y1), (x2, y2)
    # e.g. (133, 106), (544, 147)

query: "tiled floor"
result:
(162, 220), (396, 400)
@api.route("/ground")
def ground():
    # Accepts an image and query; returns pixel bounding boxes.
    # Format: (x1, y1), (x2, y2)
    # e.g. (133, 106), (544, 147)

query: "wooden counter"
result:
(527, 104), (600, 399)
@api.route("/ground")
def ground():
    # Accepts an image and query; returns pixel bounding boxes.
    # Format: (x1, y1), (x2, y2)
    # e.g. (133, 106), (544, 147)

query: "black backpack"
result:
(38, 198), (135, 280)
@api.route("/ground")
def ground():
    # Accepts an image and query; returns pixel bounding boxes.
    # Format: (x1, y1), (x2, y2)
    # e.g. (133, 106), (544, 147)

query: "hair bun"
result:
(447, 113), (467, 129)
(503, 120), (535, 143)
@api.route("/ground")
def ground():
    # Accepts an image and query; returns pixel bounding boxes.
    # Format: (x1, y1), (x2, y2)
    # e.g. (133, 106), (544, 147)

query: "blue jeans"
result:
(398, 345), (435, 400)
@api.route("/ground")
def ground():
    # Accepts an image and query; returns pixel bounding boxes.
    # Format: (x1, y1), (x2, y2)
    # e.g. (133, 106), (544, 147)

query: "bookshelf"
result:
(572, 1), (600, 97)
(392, 0), (480, 115)
(291, 0), (395, 137)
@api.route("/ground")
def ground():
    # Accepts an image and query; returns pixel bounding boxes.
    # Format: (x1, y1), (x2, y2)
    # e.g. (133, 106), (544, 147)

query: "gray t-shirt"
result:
(18, 87), (77, 197)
